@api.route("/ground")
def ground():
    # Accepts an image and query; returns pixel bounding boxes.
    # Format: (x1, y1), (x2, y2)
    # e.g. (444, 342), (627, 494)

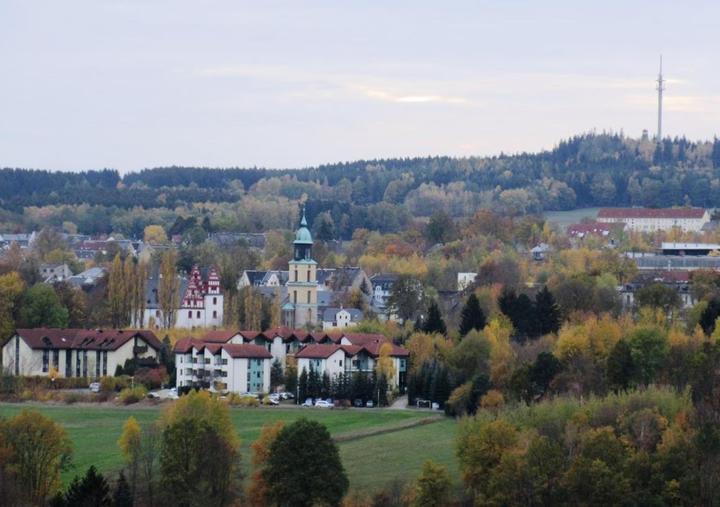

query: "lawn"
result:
(0, 403), (459, 492)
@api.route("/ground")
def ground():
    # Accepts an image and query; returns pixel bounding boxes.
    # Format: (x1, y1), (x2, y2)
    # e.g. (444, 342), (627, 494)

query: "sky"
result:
(1, 0), (719, 173)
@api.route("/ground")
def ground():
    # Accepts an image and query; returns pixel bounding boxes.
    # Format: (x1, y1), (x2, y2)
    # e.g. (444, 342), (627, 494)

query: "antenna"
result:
(656, 55), (665, 140)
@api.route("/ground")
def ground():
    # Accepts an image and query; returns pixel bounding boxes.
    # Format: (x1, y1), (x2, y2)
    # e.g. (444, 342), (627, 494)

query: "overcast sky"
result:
(1, 1), (719, 173)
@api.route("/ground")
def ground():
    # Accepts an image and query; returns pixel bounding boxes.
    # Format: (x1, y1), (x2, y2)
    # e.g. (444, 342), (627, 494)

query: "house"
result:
(296, 334), (409, 389)
(210, 232), (267, 250)
(322, 307), (363, 330)
(597, 207), (710, 232)
(457, 272), (477, 291)
(531, 243), (551, 261)
(567, 221), (617, 239)
(237, 270), (288, 288)
(0, 232), (36, 250)
(370, 273), (399, 310)
(39, 263), (73, 283)
(139, 265), (224, 329)
(618, 271), (695, 310)
(67, 267), (107, 288)
(1, 328), (161, 378)
(174, 338), (271, 393)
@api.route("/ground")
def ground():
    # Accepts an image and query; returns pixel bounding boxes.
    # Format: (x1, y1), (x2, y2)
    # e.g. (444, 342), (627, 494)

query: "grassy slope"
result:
(0, 403), (457, 492)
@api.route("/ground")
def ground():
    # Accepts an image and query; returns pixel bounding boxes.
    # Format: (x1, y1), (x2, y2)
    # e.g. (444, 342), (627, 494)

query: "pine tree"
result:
(298, 368), (308, 403)
(422, 300), (447, 335)
(113, 471), (133, 507)
(63, 466), (111, 506)
(607, 340), (635, 393)
(535, 286), (561, 336)
(459, 294), (487, 336)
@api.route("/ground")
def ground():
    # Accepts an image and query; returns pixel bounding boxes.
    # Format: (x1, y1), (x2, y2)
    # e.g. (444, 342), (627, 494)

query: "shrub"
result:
(99, 376), (116, 393)
(64, 392), (84, 404)
(134, 366), (167, 390)
(118, 386), (148, 405)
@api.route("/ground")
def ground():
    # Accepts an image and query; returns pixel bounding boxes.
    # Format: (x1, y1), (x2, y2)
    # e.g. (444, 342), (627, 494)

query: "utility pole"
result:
(656, 55), (665, 141)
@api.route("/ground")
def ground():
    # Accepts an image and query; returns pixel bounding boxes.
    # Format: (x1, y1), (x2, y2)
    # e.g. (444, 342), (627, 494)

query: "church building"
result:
(283, 208), (319, 328)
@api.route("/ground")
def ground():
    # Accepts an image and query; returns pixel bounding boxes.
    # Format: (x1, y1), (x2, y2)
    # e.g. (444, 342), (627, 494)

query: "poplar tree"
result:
(108, 254), (125, 328)
(158, 251), (179, 329)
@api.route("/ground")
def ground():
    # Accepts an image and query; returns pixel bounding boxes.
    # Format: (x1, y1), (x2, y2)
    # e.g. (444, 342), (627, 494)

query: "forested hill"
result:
(3, 133), (720, 215)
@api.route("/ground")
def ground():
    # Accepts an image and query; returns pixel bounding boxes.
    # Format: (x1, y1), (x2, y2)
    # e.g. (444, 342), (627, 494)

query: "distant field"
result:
(0, 403), (458, 493)
(544, 207), (601, 228)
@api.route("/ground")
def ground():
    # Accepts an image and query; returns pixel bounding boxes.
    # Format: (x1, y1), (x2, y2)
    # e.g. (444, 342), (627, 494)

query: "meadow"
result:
(0, 403), (458, 493)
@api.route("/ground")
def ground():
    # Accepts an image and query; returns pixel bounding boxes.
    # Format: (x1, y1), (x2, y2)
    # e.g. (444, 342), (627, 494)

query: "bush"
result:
(63, 392), (83, 404)
(134, 366), (167, 390)
(118, 386), (148, 405)
(226, 393), (259, 407)
(99, 376), (116, 393)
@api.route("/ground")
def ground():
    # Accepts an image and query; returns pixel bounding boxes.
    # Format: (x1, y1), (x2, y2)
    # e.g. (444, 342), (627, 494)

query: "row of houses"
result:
(174, 327), (409, 393)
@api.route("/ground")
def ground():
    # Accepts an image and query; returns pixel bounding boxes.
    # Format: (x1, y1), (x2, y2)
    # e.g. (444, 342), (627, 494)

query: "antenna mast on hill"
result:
(656, 55), (665, 140)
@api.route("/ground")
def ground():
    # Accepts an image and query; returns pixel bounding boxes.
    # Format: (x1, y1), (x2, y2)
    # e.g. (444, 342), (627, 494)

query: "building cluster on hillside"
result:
(174, 327), (408, 394)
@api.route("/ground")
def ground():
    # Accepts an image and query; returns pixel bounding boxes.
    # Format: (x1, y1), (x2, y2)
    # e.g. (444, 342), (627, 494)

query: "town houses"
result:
(173, 327), (409, 394)
(597, 207), (711, 232)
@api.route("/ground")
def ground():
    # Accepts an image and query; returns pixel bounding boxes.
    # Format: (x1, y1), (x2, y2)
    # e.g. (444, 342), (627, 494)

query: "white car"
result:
(89, 382), (100, 393)
(314, 399), (333, 408)
(302, 398), (314, 407)
(168, 387), (179, 400)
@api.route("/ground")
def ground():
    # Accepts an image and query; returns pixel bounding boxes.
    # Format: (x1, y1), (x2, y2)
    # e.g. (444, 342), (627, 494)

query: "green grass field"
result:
(0, 403), (458, 493)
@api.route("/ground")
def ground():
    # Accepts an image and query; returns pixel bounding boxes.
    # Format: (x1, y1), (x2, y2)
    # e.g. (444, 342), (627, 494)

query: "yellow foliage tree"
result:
(376, 342), (396, 382)
(248, 421), (284, 506)
(485, 317), (516, 388)
(143, 225), (168, 244)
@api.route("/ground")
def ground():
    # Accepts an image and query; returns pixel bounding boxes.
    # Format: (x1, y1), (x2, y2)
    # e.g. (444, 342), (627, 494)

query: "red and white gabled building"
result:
(141, 265), (224, 329)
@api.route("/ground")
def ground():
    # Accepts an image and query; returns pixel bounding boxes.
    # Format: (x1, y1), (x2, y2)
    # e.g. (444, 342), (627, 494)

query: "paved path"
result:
(389, 394), (408, 410)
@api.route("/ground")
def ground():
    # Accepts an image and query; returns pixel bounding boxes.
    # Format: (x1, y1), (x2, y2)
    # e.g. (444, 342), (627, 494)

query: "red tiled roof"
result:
(567, 221), (616, 236)
(201, 330), (241, 343)
(360, 341), (410, 358)
(295, 344), (347, 359)
(342, 333), (388, 346)
(15, 328), (162, 351)
(221, 344), (272, 359)
(597, 207), (706, 219)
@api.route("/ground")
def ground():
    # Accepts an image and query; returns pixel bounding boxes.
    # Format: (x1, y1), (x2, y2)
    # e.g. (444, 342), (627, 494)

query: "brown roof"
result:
(15, 328), (162, 351)
(597, 207), (706, 219)
(221, 344), (272, 359)
(201, 330), (241, 343)
(295, 344), (348, 359)
(342, 333), (388, 346)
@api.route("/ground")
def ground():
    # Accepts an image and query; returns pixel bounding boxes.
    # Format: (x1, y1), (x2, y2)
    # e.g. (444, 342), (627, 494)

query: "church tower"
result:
(284, 207), (318, 328)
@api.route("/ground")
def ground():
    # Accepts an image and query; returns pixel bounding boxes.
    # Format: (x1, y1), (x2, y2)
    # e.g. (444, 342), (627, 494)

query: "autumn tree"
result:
(376, 342), (397, 384)
(247, 421), (284, 506)
(158, 250), (179, 328)
(159, 391), (242, 506)
(0, 410), (72, 504)
(387, 275), (425, 322)
(108, 253), (126, 328)
(413, 460), (452, 507)
(0, 271), (25, 341)
(117, 416), (141, 502)
(263, 418), (348, 507)
(143, 225), (168, 244)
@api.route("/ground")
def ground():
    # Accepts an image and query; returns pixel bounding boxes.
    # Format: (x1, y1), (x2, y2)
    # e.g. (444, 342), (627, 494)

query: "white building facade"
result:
(597, 207), (710, 232)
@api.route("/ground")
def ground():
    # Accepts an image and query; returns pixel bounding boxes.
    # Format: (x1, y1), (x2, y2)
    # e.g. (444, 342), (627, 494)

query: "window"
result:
(53, 349), (59, 369)
(76, 350), (82, 377)
(307, 269), (310, 282)
(83, 351), (88, 377)
(294, 269), (298, 282)
(188, 311), (192, 318)
(213, 297), (217, 305)
(156, 310), (160, 317)
(307, 291), (311, 303)
(42, 349), (49, 373)
(95, 351), (101, 378)
(102, 351), (107, 376)
(293, 291), (297, 303)
(213, 311), (217, 318)
(197, 311), (201, 318)
(180, 356), (183, 363)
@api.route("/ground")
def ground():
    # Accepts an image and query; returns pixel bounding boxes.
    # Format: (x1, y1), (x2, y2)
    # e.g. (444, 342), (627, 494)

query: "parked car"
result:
(353, 399), (364, 408)
(147, 392), (160, 399)
(314, 399), (333, 408)
(416, 399), (431, 409)
(365, 400), (374, 408)
(267, 396), (280, 406)
(302, 398), (314, 407)
(279, 392), (295, 400)
(89, 382), (100, 393)
(168, 387), (179, 400)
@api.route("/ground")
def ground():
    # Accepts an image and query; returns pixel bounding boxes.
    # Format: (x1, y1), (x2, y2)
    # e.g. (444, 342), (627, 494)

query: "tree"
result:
(376, 342), (397, 386)
(158, 250), (179, 328)
(112, 471), (133, 507)
(425, 210), (456, 244)
(53, 281), (86, 327)
(263, 418), (348, 507)
(108, 253), (126, 328)
(422, 300), (446, 335)
(248, 422), (284, 506)
(298, 367), (308, 403)
(636, 283), (682, 313)
(628, 327), (669, 386)
(159, 391), (241, 506)
(0, 409), (72, 504)
(285, 360), (298, 399)
(59, 466), (111, 507)
(414, 460), (452, 507)
(534, 286), (561, 335)
(18, 283), (69, 328)
(117, 416), (141, 502)
(459, 293), (486, 336)
(607, 339), (635, 393)
(0, 271), (25, 341)
(270, 359), (284, 391)
(387, 275), (425, 322)
(699, 298), (720, 335)
(143, 225), (168, 244)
